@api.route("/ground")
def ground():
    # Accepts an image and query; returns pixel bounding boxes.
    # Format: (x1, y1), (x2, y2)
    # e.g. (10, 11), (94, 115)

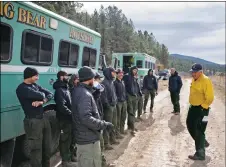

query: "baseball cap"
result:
(189, 63), (203, 72)
(78, 66), (95, 82)
(116, 69), (124, 74)
(57, 71), (68, 79)
(95, 72), (103, 79)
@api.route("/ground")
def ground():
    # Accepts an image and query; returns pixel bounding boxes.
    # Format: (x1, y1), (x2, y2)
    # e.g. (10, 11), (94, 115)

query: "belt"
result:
(25, 115), (44, 119)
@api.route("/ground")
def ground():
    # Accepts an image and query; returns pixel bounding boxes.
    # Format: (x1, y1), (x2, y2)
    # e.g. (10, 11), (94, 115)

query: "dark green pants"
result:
(144, 89), (156, 109)
(59, 120), (72, 162)
(170, 92), (180, 112)
(127, 94), (138, 131)
(186, 105), (209, 158)
(103, 105), (116, 145)
(116, 101), (127, 134)
(23, 117), (51, 167)
(137, 95), (143, 117)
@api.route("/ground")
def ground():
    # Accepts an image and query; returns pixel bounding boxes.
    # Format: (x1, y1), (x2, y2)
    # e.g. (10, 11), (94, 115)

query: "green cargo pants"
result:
(23, 117), (51, 167)
(127, 94), (138, 131)
(170, 92), (180, 112)
(143, 89), (156, 110)
(103, 105), (116, 145)
(186, 105), (209, 158)
(77, 141), (101, 167)
(116, 101), (127, 134)
(137, 95), (143, 117)
(59, 120), (72, 162)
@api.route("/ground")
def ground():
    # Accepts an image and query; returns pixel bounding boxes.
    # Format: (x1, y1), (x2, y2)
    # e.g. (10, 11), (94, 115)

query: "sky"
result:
(81, 1), (225, 64)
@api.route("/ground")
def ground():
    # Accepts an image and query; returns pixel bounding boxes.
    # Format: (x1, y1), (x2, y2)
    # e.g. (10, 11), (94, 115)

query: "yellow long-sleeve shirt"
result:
(189, 73), (214, 109)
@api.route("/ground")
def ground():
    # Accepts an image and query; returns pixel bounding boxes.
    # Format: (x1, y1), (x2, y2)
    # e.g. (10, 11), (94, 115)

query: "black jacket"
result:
(53, 80), (72, 121)
(123, 66), (141, 96)
(93, 87), (104, 120)
(114, 78), (126, 102)
(143, 69), (158, 91)
(71, 83), (107, 145)
(16, 83), (53, 118)
(101, 68), (117, 107)
(168, 71), (183, 93)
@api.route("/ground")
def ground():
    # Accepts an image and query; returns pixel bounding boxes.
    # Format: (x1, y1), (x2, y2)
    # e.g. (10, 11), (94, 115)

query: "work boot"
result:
(205, 140), (210, 148)
(135, 128), (138, 132)
(150, 108), (153, 112)
(175, 112), (180, 115)
(143, 107), (147, 113)
(105, 144), (113, 150)
(188, 154), (205, 161)
(171, 111), (176, 113)
(116, 134), (124, 139)
(110, 140), (120, 145)
(130, 130), (135, 136)
(71, 155), (77, 162)
(62, 161), (77, 167)
(120, 130), (127, 135)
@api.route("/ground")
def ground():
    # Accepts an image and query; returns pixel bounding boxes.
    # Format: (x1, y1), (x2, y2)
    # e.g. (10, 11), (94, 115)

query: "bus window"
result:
(136, 60), (143, 68)
(0, 23), (13, 63)
(82, 47), (97, 68)
(145, 61), (148, 68)
(22, 30), (53, 65)
(148, 62), (151, 69)
(59, 41), (79, 67)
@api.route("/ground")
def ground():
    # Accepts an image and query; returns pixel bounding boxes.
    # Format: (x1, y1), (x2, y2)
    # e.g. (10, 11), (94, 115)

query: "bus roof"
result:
(113, 52), (155, 58)
(21, 2), (101, 37)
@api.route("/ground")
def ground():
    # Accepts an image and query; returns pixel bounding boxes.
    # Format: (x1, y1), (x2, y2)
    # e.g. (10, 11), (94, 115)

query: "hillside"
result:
(169, 54), (225, 73)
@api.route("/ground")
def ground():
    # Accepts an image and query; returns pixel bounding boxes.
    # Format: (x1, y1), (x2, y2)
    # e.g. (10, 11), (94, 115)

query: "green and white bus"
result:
(0, 2), (106, 166)
(112, 52), (158, 78)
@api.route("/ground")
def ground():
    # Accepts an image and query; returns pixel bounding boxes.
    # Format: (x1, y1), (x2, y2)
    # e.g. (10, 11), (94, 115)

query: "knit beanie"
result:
(78, 66), (95, 82)
(24, 67), (39, 79)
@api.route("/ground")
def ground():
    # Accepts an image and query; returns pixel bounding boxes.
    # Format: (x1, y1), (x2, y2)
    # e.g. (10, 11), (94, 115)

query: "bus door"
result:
(123, 55), (134, 74)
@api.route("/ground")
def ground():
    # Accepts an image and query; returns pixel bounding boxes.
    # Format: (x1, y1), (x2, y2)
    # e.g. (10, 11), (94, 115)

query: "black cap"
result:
(116, 69), (124, 74)
(189, 63), (202, 72)
(57, 71), (68, 79)
(95, 72), (103, 79)
(78, 66), (95, 82)
(24, 67), (39, 79)
(109, 67), (117, 73)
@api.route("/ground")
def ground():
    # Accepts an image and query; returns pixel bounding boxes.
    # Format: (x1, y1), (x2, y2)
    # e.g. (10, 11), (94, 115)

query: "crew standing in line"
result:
(101, 67), (119, 149)
(143, 69), (158, 112)
(16, 67), (53, 167)
(71, 66), (114, 167)
(53, 71), (76, 167)
(114, 69), (127, 135)
(186, 63), (213, 160)
(123, 66), (140, 136)
(168, 68), (183, 115)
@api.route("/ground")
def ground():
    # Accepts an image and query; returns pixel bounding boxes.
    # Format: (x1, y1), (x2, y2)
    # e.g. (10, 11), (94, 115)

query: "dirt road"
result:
(108, 78), (225, 167)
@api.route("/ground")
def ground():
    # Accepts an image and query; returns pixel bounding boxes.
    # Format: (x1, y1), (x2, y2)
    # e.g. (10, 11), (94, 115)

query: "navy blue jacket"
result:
(16, 83), (53, 118)
(53, 80), (72, 121)
(114, 78), (126, 102)
(143, 69), (158, 91)
(123, 66), (142, 96)
(168, 71), (183, 93)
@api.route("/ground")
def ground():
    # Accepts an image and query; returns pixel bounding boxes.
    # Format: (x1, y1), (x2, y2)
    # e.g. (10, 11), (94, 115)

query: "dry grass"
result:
(210, 76), (225, 104)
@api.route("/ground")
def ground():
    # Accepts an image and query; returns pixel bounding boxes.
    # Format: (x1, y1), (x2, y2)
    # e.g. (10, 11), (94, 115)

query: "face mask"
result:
(93, 81), (104, 92)
(63, 78), (69, 83)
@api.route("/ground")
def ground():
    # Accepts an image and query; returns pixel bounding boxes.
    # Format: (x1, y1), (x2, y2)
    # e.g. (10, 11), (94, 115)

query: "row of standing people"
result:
(15, 65), (160, 167)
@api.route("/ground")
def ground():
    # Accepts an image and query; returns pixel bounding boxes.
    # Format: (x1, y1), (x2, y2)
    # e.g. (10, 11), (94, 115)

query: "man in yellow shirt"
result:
(186, 63), (214, 161)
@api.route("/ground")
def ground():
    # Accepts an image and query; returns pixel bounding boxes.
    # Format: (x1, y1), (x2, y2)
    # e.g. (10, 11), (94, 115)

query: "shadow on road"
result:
(190, 156), (211, 167)
(168, 115), (185, 136)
